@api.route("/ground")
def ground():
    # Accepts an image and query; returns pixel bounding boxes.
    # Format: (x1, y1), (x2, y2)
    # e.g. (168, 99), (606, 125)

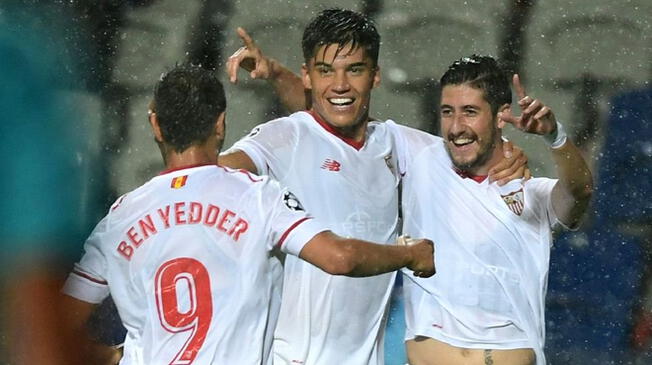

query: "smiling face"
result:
(302, 43), (380, 140)
(440, 83), (507, 175)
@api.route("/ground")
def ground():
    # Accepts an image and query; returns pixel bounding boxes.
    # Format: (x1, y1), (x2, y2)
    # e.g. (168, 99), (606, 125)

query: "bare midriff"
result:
(406, 336), (535, 365)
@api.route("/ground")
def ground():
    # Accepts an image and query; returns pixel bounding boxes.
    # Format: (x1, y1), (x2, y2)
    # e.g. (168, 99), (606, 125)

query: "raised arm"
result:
(547, 135), (593, 227)
(498, 74), (593, 227)
(298, 231), (435, 278)
(226, 27), (309, 113)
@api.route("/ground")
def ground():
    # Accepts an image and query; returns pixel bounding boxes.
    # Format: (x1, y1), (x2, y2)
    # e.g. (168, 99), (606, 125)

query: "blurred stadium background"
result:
(1, 0), (650, 364)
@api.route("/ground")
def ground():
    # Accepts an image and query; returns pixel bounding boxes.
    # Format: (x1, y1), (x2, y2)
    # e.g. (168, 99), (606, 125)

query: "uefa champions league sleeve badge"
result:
(283, 191), (305, 211)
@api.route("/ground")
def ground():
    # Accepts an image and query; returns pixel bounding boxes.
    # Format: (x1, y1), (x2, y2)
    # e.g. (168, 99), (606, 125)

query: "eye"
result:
(349, 66), (364, 75)
(440, 108), (452, 117)
(464, 108), (478, 116)
(316, 66), (333, 76)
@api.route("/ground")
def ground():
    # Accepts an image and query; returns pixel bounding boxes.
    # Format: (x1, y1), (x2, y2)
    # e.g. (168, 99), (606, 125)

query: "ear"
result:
(301, 63), (312, 90)
(372, 65), (381, 89)
(496, 104), (511, 129)
(148, 110), (164, 143)
(215, 112), (226, 141)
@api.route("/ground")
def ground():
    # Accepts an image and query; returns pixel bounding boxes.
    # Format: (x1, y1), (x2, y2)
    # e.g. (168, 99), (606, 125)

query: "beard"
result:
(445, 124), (498, 173)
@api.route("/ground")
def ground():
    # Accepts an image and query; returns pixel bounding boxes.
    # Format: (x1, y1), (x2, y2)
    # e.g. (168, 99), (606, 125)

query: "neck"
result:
(163, 144), (218, 170)
(339, 118), (369, 142)
(308, 109), (369, 144)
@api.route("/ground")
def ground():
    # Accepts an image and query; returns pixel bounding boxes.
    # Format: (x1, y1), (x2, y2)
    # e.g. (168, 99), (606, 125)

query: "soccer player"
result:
(221, 12), (402, 364)
(221, 9), (527, 365)
(60, 64), (436, 365)
(392, 55), (593, 365)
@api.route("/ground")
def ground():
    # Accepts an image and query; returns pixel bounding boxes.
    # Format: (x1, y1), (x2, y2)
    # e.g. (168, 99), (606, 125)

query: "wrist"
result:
(268, 58), (282, 81)
(543, 121), (567, 149)
(405, 245), (416, 268)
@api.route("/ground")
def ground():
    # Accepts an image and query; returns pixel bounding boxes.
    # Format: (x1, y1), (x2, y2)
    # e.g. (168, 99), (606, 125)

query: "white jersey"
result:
(230, 111), (400, 365)
(391, 125), (560, 365)
(62, 164), (327, 365)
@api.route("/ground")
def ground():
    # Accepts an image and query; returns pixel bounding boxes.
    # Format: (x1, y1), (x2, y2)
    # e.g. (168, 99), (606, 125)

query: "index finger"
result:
(236, 27), (256, 49)
(512, 73), (527, 100)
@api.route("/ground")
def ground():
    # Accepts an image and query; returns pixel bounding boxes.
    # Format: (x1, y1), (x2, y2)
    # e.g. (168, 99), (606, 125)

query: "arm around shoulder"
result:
(218, 149), (258, 174)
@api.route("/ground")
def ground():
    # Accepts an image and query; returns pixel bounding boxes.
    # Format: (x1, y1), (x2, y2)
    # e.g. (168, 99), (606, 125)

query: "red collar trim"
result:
(308, 110), (365, 150)
(453, 167), (487, 183)
(159, 163), (216, 176)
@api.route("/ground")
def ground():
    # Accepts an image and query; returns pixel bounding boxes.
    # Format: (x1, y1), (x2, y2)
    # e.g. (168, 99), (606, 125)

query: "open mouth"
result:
(328, 97), (354, 106)
(450, 136), (475, 147)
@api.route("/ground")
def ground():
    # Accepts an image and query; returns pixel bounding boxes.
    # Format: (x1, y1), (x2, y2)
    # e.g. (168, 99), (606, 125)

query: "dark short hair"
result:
(302, 8), (380, 66)
(440, 55), (511, 115)
(153, 64), (226, 152)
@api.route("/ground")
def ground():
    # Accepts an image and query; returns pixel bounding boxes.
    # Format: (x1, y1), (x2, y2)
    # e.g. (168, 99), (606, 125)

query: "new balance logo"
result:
(321, 158), (341, 172)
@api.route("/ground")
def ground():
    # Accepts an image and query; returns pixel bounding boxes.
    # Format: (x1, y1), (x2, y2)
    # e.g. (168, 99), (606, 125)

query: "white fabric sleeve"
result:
(276, 218), (328, 257)
(61, 217), (111, 304)
(228, 117), (299, 178)
(525, 177), (566, 229)
(259, 178), (329, 256)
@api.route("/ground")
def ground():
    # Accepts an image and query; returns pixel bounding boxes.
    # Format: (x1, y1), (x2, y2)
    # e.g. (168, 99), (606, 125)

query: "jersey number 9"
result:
(155, 258), (212, 364)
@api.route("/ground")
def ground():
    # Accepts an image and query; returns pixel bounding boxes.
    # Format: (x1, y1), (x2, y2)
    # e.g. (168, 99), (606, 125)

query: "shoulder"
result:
(386, 121), (441, 143)
(524, 177), (557, 189)
(105, 178), (155, 218)
(386, 120), (444, 156)
(523, 177), (557, 201)
(262, 111), (313, 129)
(239, 111), (313, 143)
(215, 166), (286, 202)
(217, 165), (266, 185)
(109, 166), (266, 214)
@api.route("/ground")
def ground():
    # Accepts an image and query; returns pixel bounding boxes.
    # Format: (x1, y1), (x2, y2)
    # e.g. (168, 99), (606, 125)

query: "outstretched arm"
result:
(226, 27), (309, 113)
(498, 74), (593, 227)
(299, 231), (435, 278)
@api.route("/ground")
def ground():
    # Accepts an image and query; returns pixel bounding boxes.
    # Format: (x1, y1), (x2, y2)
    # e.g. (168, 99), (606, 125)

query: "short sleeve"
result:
(228, 115), (300, 178)
(258, 179), (329, 257)
(61, 217), (111, 304)
(524, 178), (563, 229)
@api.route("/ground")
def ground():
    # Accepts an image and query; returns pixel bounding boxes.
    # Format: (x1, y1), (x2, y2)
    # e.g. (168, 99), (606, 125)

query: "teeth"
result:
(453, 137), (473, 145)
(329, 98), (353, 105)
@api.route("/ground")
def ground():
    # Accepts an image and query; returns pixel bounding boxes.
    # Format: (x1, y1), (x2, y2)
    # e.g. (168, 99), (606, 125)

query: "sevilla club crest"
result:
(501, 188), (525, 216)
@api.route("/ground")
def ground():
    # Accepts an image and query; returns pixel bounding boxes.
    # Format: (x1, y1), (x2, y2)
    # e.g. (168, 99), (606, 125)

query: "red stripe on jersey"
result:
(277, 217), (312, 248)
(111, 194), (126, 211)
(72, 269), (108, 285)
(218, 166), (263, 183)
(308, 110), (365, 150)
(453, 167), (487, 183)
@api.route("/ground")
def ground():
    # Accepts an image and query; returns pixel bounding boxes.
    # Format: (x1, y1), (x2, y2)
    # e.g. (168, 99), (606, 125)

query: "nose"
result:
(332, 70), (350, 93)
(449, 113), (466, 134)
